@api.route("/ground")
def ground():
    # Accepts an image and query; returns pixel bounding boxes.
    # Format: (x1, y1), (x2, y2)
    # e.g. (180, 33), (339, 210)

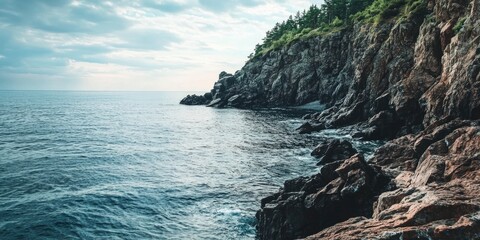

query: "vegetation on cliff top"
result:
(249, 0), (427, 58)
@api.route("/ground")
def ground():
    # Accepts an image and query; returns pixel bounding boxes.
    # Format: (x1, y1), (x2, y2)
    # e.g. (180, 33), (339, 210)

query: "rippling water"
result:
(0, 91), (381, 239)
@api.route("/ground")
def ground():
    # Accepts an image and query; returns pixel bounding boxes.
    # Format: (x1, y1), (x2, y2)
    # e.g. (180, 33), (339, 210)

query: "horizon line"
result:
(0, 89), (209, 92)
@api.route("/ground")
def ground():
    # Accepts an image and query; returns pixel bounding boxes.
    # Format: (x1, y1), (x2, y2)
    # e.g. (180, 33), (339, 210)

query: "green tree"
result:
(249, 0), (404, 58)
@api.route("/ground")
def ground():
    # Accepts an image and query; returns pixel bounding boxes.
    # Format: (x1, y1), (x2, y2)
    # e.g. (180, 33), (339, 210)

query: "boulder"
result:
(311, 139), (358, 165)
(227, 94), (242, 107)
(256, 154), (390, 240)
(296, 122), (325, 134)
(305, 124), (480, 240)
(206, 98), (225, 108)
(179, 94), (208, 105)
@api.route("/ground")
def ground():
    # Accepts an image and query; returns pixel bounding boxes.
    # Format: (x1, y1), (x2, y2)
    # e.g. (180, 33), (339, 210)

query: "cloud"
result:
(0, 0), (131, 33)
(117, 28), (181, 50)
(197, 0), (264, 12)
(142, 0), (191, 13)
(0, 0), (321, 91)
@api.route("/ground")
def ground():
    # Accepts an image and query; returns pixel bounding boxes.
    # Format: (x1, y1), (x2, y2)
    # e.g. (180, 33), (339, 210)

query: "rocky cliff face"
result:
(181, 0), (480, 239)
(182, 0), (479, 137)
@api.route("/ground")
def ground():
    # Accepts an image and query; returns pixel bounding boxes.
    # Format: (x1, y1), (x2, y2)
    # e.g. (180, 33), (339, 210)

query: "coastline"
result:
(180, 0), (480, 238)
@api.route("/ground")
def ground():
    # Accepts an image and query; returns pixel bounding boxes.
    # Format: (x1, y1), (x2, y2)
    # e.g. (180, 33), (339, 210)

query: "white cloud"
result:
(0, 0), (323, 91)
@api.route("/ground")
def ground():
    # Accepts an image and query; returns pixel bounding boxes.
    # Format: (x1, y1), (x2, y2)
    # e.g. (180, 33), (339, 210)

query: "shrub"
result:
(454, 16), (467, 34)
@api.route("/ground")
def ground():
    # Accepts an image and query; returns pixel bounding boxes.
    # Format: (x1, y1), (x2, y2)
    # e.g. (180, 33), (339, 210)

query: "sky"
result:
(0, 0), (321, 91)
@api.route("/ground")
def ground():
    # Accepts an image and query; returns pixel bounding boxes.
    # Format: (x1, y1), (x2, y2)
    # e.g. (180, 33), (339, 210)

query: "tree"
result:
(249, 0), (379, 58)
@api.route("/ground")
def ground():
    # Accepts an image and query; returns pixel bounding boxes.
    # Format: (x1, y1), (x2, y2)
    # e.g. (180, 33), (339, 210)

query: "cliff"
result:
(181, 0), (480, 239)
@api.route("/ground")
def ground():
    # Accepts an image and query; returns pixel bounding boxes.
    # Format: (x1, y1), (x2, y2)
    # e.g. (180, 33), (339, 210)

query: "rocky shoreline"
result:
(257, 118), (480, 239)
(181, 0), (480, 239)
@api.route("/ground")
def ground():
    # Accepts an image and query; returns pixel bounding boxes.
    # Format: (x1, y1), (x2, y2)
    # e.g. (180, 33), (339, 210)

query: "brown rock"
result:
(304, 125), (480, 240)
(256, 153), (390, 240)
(311, 139), (358, 165)
(440, 20), (455, 50)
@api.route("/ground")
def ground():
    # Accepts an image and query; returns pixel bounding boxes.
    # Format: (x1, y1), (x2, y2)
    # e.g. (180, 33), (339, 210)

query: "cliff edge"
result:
(181, 0), (480, 239)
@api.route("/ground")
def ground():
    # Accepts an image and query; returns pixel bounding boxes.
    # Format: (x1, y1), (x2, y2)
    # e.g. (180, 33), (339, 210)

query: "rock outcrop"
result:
(310, 139), (358, 165)
(305, 120), (480, 240)
(180, 93), (211, 105)
(256, 0), (479, 237)
(180, 0), (480, 238)
(182, 0), (479, 137)
(257, 119), (480, 240)
(256, 153), (392, 240)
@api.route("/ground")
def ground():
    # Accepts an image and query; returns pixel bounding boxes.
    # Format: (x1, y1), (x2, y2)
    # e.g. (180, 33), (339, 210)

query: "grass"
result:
(353, 0), (427, 25)
(454, 16), (467, 34)
(254, 24), (347, 57)
(252, 0), (428, 58)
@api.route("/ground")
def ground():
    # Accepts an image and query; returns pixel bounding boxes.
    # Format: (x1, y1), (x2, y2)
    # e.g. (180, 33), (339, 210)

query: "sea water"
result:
(0, 91), (380, 239)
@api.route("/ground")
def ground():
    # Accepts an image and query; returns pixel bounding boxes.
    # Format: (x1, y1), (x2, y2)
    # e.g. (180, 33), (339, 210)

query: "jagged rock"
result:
(259, 120), (479, 240)
(302, 114), (313, 120)
(206, 98), (225, 108)
(218, 71), (231, 79)
(178, 0), (480, 239)
(305, 124), (480, 240)
(227, 94), (242, 107)
(371, 118), (476, 172)
(422, 2), (480, 126)
(352, 110), (401, 140)
(311, 139), (357, 165)
(179, 94), (208, 105)
(181, 71), (237, 107)
(256, 154), (390, 240)
(204, 92), (213, 101)
(181, 0), (478, 134)
(296, 122), (325, 134)
(440, 19), (455, 50)
(370, 134), (418, 172)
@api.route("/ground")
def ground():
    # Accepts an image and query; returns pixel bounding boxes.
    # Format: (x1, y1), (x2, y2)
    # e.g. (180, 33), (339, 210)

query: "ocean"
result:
(0, 91), (379, 239)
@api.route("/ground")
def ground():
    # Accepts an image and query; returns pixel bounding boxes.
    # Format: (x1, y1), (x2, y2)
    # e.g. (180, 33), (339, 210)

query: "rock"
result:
(302, 114), (313, 120)
(259, 120), (479, 240)
(218, 71), (231, 79)
(370, 135), (418, 172)
(374, 93), (391, 112)
(177, 0), (480, 238)
(227, 94), (242, 107)
(284, 177), (308, 193)
(440, 19), (455, 50)
(305, 124), (480, 240)
(256, 154), (390, 240)
(206, 98), (225, 108)
(412, 125), (480, 186)
(179, 94), (208, 105)
(204, 92), (213, 101)
(296, 122), (325, 134)
(371, 118), (475, 172)
(353, 110), (401, 140)
(180, 0), (478, 134)
(412, 119), (471, 158)
(311, 139), (358, 165)
(214, 82), (225, 92)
